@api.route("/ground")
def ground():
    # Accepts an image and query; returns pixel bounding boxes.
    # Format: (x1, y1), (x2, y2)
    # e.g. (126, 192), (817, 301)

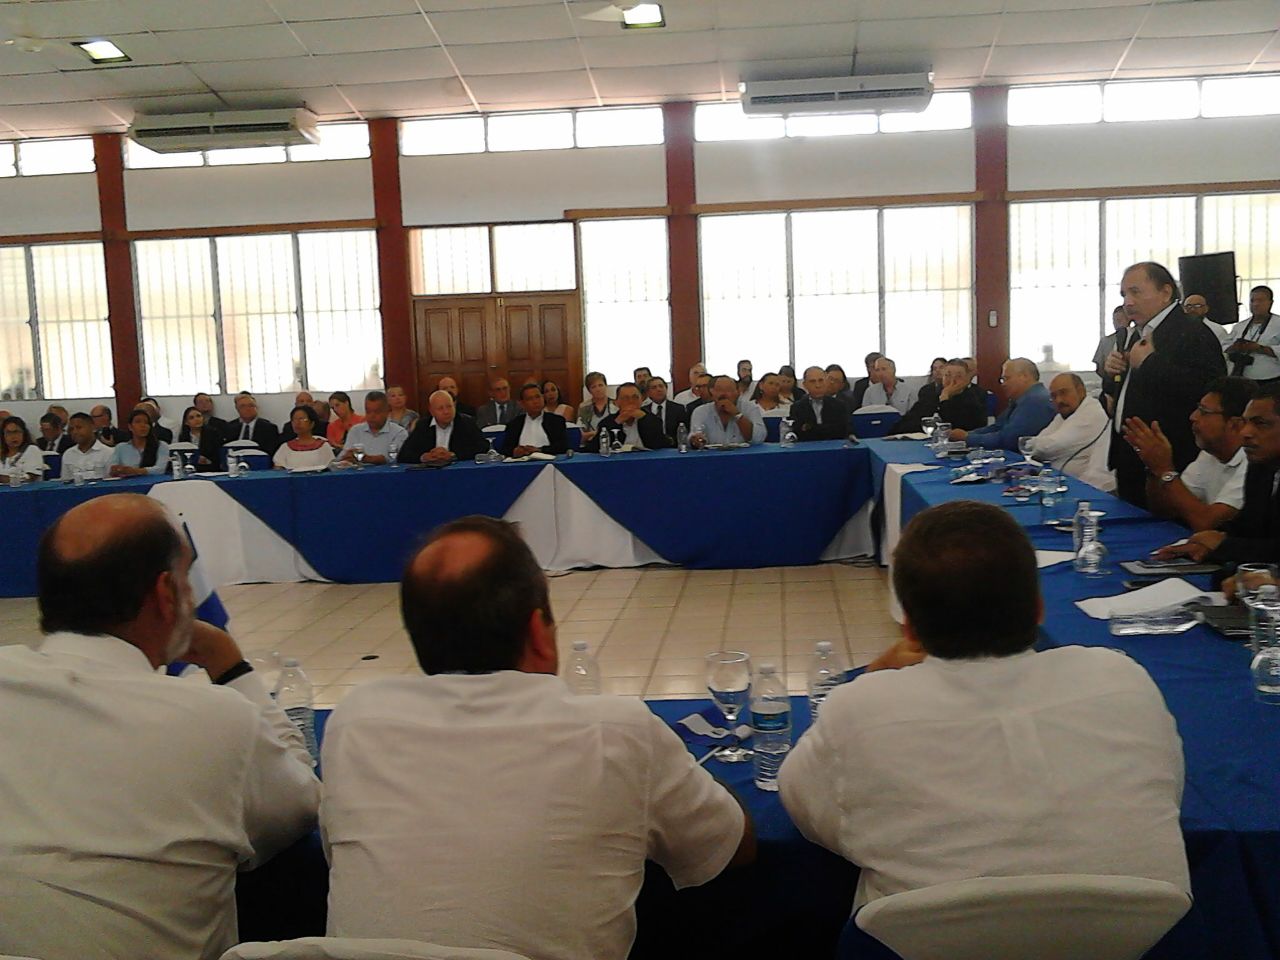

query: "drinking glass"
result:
(352, 444), (366, 467)
(1236, 564), (1279, 605)
(387, 441), (399, 467)
(921, 416), (937, 439)
(705, 650), (753, 763)
(933, 422), (951, 454)
(1018, 436), (1036, 460)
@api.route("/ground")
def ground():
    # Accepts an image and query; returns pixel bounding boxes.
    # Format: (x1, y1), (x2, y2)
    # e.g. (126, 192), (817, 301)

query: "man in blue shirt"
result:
(951, 358), (1055, 452)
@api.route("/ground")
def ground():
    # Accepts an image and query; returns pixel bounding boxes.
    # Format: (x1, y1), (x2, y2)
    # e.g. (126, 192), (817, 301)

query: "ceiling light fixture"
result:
(72, 39), (131, 64)
(621, 3), (665, 29)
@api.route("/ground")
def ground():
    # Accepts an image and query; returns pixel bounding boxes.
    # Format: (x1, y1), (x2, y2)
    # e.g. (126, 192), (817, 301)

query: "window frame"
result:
(409, 221), (580, 298)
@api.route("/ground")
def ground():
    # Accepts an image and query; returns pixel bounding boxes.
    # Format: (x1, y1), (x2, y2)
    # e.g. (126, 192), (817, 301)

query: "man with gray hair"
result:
(340, 391), (409, 465)
(859, 357), (917, 414)
(951, 357), (1055, 452)
(397, 390), (489, 464)
(673, 362), (707, 406)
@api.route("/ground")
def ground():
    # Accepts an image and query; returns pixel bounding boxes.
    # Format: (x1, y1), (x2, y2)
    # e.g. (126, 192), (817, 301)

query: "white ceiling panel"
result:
(0, 71), (92, 104)
(986, 40), (1130, 77)
(311, 48), (458, 85)
(1000, 0), (1148, 10)
(272, 0), (422, 18)
(151, 24), (308, 63)
(711, 0), (856, 30)
(449, 38), (583, 75)
(467, 69), (598, 104)
(430, 5), (575, 44)
(580, 31), (715, 68)
(72, 64), (210, 98)
(340, 77), (475, 113)
(216, 86), (353, 115)
(718, 24), (859, 62)
(1138, 0), (1280, 39)
(422, 0), (564, 9)
(858, 15), (1001, 52)
(186, 58), (336, 90)
(998, 7), (1147, 45)
(0, 99), (123, 132)
(592, 62), (725, 99)
(0, 0), (148, 39)
(125, 93), (231, 115)
(734, 56), (859, 83)
(128, 0), (279, 32)
(288, 15), (439, 55)
(858, 0), (1005, 20)
(1123, 33), (1276, 70)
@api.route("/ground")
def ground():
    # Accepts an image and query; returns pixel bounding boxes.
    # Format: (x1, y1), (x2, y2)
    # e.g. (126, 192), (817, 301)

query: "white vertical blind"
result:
(699, 213), (791, 374)
(410, 227), (492, 295)
(216, 234), (302, 394)
(791, 209), (881, 372)
(297, 231), (384, 391)
(580, 218), (671, 383)
(31, 243), (113, 398)
(1103, 197), (1197, 294)
(0, 247), (36, 399)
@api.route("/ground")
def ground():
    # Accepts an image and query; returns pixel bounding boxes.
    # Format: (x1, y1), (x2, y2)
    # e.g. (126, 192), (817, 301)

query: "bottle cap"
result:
(758, 663), (777, 675)
(816, 640), (832, 653)
(572, 640), (589, 651)
(281, 657), (300, 667)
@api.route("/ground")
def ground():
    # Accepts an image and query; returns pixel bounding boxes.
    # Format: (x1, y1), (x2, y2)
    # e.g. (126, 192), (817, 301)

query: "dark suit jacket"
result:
(475, 400), (519, 429)
(456, 401), (477, 419)
(583, 411), (670, 452)
(642, 399), (687, 443)
(227, 418), (281, 456)
(851, 377), (871, 410)
(37, 434), (75, 454)
(501, 412), (568, 455)
(790, 395), (851, 441)
(397, 414), (488, 463)
(1108, 306), (1227, 492)
(177, 428), (226, 472)
(892, 382), (987, 434)
(1209, 463), (1280, 565)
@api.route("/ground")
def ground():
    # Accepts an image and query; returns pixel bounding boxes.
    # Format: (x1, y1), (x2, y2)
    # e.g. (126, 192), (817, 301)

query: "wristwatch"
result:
(1159, 470), (1179, 484)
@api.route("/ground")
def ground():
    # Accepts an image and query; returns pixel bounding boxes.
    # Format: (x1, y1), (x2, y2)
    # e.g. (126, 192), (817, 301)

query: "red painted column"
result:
(663, 102), (702, 392)
(368, 117), (416, 398)
(972, 86), (1011, 403)
(92, 133), (142, 419)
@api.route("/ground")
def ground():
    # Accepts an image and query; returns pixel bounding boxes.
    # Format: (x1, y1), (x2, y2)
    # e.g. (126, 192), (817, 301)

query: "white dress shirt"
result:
(779, 647), (1189, 909)
(235, 417), (260, 441)
(1, 444), (47, 479)
(689, 401), (766, 445)
(61, 440), (114, 479)
(1180, 446), (1247, 509)
(1028, 394), (1115, 491)
(431, 418), (454, 451)
(1115, 300), (1179, 427)
(341, 420), (408, 459)
(322, 672), (743, 960)
(1227, 313), (1280, 380)
(860, 379), (917, 414)
(673, 388), (696, 405)
(0, 633), (320, 960)
(518, 413), (550, 449)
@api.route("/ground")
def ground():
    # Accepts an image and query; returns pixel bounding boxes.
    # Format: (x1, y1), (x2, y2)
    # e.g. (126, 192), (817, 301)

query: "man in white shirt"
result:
(340, 390), (408, 465)
(689, 375), (766, 447)
(1125, 376), (1253, 532)
(322, 516), (754, 960)
(1183, 294), (1233, 347)
(673, 361), (706, 406)
(779, 500), (1189, 911)
(859, 357), (917, 414)
(1028, 373), (1114, 491)
(1226, 285), (1280, 382)
(60, 411), (115, 479)
(0, 494), (319, 960)
(502, 381), (568, 456)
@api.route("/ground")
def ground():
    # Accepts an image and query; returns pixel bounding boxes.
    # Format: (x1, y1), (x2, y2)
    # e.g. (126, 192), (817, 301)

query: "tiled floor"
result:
(0, 562), (900, 708)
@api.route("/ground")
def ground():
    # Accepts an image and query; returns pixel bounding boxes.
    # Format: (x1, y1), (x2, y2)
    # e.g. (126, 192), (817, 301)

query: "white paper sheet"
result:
(1075, 578), (1212, 620)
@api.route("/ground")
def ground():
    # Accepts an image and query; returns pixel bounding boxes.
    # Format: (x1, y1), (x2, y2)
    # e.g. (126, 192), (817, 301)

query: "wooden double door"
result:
(412, 294), (583, 413)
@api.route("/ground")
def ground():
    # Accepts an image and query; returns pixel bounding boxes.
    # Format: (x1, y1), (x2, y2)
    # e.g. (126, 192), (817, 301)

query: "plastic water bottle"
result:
(807, 640), (846, 724)
(780, 418), (796, 447)
(7, 464), (22, 488)
(274, 658), (319, 766)
(1072, 500), (1092, 553)
(170, 451), (184, 479)
(387, 441), (399, 466)
(227, 451), (240, 477)
(1074, 511), (1108, 577)
(676, 422), (688, 453)
(751, 663), (791, 791)
(565, 639), (601, 694)
(598, 429), (612, 458)
(1248, 585), (1280, 655)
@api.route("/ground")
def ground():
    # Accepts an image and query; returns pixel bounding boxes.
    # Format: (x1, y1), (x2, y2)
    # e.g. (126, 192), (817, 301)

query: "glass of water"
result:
(387, 441), (399, 467)
(1250, 593), (1280, 703)
(1018, 436), (1036, 460)
(705, 650), (753, 763)
(352, 444), (366, 467)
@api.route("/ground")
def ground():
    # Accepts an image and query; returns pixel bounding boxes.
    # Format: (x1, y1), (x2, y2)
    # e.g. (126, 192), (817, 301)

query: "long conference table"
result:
(226, 438), (1279, 959)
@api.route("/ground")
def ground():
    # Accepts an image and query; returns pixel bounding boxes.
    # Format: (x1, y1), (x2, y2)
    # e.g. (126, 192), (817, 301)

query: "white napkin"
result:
(289, 464), (328, 474)
(503, 452), (557, 462)
(887, 432), (929, 440)
(950, 472), (985, 484)
(1075, 578), (1213, 620)
(678, 713), (751, 740)
(1035, 550), (1075, 568)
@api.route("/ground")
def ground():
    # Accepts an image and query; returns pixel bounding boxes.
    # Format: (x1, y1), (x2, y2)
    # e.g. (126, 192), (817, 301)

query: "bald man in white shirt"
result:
(0, 495), (319, 960)
(1028, 373), (1114, 491)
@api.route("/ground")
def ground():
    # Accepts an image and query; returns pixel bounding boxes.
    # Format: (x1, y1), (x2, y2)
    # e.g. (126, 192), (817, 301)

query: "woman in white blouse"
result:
(274, 405), (335, 470)
(753, 372), (791, 416)
(1, 416), (46, 481)
(110, 408), (170, 477)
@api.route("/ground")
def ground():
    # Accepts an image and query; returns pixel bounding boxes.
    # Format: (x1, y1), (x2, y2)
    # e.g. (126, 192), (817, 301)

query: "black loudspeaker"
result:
(1180, 251), (1240, 329)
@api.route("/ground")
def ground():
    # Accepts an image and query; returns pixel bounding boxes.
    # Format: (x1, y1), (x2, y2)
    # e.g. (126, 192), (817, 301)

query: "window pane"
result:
(410, 227), (492, 295)
(0, 247), (36, 399)
(1203, 192), (1280, 324)
(17, 138), (95, 176)
(487, 112), (574, 152)
(1201, 76), (1280, 119)
(700, 213), (789, 372)
(1010, 201), (1102, 372)
(135, 239), (221, 396)
(1103, 197), (1197, 296)
(31, 243), (113, 398)
(216, 234), (301, 393)
(206, 145), (288, 166)
(297, 231), (383, 391)
(493, 223), (576, 292)
(581, 218), (670, 385)
(882, 206), (972, 373)
(694, 102), (785, 142)
(0, 143), (17, 177)
(878, 92), (972, 133)
(575, 107), (664, 147)
(1103, 80), (1198, 122)
(288, 122), (371, 161)
(1008, 84), (1102, 126)
(785, 114), (878, 138)
(791, 210), (881, 371)
(125, 139), (203, 169)
(400, 116), (486, 156)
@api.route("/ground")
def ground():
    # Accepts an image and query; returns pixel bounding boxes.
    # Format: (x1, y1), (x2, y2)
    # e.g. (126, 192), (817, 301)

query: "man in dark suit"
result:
(642, 375), (687, 444)
(790, 366), (851, 441)
(1153, 384), (1280, 566)
(36, 413), (74, 453)
(1110, 261), (1227, 507)
(398, 390), (489, 464)
(502, 383), (568, 456)
(583, 382), (670, 452)
(475, 379), (518, 429)
(850, 352), (883, 410)
(437, 376), (476, 419)
(193, 392), (229, 441)
(137, 399), (173, 443)
(228, 393), (281, 456)
(891, 360), (987, 434)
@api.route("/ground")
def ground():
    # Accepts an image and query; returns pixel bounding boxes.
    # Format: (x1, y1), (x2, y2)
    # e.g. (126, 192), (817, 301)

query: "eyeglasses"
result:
(1195, 405), (1227, 417)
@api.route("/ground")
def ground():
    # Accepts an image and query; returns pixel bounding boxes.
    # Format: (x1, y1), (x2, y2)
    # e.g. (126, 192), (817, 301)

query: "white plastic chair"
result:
(854, 874), (1191, 960)
(220, 938), (531, 960)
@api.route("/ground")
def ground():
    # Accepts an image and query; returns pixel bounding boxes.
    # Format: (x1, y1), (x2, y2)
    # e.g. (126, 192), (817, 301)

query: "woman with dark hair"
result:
(326, 391), (365, 448)
(752, 373), (791, 415)
(110, 408), (169, 476)
(1, 416), (44, 480)
(178, 405), (222, 472)
(275, 405), (334, 470)
(825, 363), (856, 406)
(541, 380), (576, 421)
(777, 365), (804, 404)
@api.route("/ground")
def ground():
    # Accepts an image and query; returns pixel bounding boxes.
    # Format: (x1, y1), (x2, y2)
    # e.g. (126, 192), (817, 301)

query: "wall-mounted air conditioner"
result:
(128, 108), (320, 153)
(740, 73), (935, 116)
